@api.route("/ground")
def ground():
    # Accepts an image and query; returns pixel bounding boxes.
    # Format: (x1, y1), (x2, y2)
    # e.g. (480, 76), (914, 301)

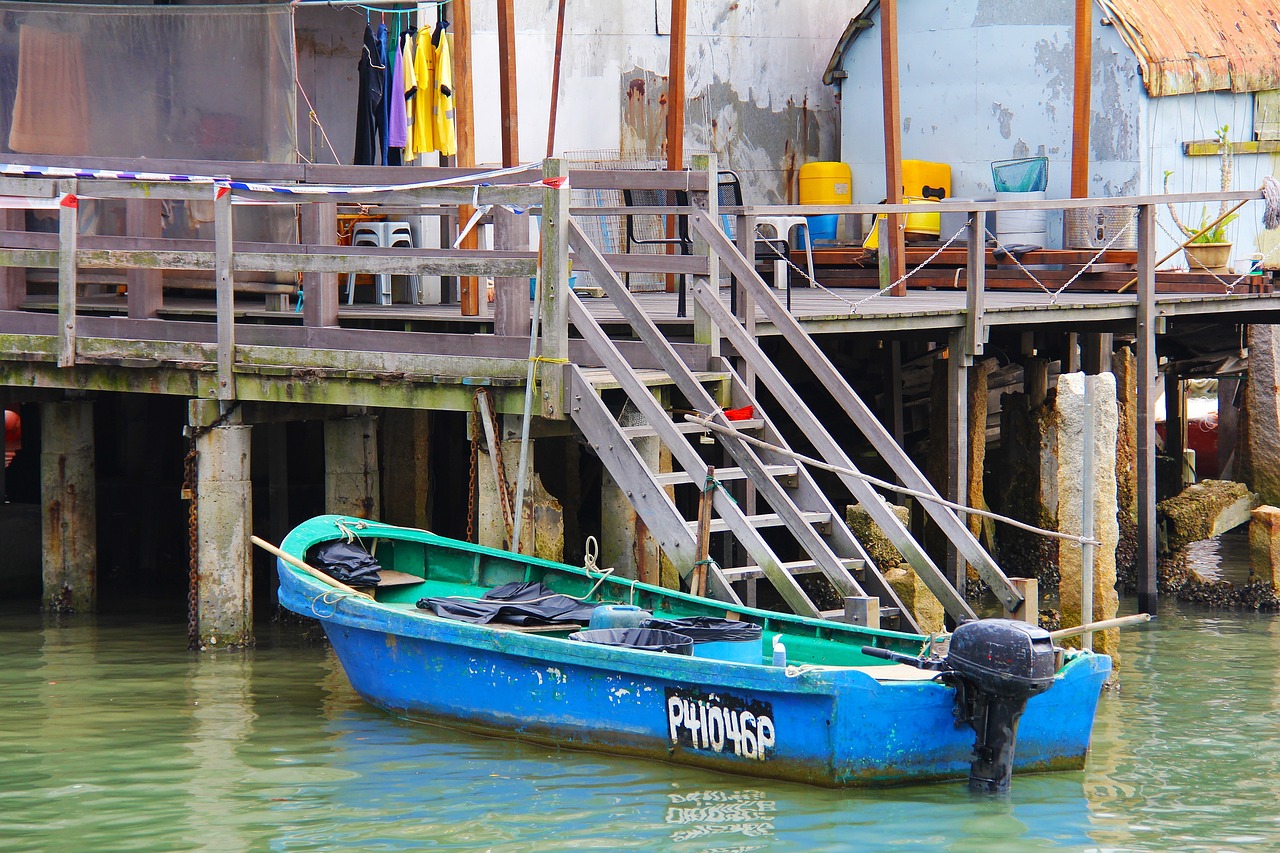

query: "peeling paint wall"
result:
(298, 2), (853, 202)
(836, 0), (1264, 261)
(838, 0), (1143, 224)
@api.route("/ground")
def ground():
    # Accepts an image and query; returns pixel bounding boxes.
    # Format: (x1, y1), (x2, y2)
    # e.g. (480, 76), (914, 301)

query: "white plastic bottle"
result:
(772, 635), (787, 667)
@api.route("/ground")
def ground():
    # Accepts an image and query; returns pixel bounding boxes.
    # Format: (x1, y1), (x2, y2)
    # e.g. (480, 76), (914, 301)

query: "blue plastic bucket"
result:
(691, 638), (761, 664)
(567, 628), (693, 655)
(805, 214), (838, 242)
(588, 604), (651, 630)
(530, 274), (577, 298)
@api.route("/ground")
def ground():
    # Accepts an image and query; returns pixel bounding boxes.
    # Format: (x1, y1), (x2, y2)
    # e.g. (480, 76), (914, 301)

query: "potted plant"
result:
(1166, 125), (1235, 273)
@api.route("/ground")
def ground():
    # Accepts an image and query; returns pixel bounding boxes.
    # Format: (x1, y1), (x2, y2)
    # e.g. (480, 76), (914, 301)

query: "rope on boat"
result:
(684, 414), (1102, 548)
(1264, 176), (1280, 230)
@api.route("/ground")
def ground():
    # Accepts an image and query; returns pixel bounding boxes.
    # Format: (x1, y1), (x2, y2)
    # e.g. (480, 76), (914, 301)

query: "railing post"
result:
(1010, 577), (1039, 624)
(214, 184), (235, 400)
(57, 179), (78, 369)
(691, 153), (719, 355)
(539, 157), (570, 418)
(965, 209), (986, 358)
(301, 201), (338, 328)
(844, 596), (881, 629)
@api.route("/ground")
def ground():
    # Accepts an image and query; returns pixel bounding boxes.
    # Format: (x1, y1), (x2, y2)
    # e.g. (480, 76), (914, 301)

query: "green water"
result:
(1, 596), (1278, 852)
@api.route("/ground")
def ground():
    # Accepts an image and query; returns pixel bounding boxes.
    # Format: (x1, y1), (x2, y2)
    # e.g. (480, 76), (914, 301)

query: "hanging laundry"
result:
(432, 21), (457, 158)
(9, 24), (90, 156)
(412, 25), (436, 158)
(388, 27), (408, 163)
(375, 22), (390, 165)
(353, 24), (385, 166)
(401, 31), (419, 163)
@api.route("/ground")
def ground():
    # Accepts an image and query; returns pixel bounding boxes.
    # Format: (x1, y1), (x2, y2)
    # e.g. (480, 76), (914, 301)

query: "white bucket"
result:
(995, 190), (1048, 246)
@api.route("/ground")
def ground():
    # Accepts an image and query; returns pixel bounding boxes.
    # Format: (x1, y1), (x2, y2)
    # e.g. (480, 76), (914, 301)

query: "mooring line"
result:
(685, 414), (1102, 547)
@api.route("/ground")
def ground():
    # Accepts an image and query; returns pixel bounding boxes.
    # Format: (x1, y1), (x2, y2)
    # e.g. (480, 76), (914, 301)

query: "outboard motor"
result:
(943, 619), (1057, 793)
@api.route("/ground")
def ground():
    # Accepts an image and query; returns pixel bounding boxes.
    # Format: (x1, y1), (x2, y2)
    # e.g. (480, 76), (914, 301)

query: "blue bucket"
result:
(806, 214), (838, 242)
(641, 617), (763, 664)
(691, 638), (762, 664)
(530, 274), (577, 299)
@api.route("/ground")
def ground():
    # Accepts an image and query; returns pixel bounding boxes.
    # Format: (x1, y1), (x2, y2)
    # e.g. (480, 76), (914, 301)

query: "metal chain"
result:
(182, 401), (242, 651)
(467, 391), (479, 543)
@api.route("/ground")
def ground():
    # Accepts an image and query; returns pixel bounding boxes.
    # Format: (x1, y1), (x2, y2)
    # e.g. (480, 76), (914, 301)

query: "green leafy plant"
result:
(1165, 124), (1235, 244)
(1189, 208), (1237, 244)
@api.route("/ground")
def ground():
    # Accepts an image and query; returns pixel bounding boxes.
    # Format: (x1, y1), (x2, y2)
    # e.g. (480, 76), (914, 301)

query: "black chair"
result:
(622, 186), (694, 314)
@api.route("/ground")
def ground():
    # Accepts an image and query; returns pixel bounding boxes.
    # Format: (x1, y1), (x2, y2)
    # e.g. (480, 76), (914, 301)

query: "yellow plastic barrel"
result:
(799, 161), (852, 241)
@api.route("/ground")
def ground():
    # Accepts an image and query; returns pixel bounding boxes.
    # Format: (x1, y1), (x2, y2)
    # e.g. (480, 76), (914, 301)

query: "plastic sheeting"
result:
(0, 3), (296, 162)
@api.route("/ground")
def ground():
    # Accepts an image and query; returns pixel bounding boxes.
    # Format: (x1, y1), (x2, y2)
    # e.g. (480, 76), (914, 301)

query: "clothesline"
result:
(292, 0), (451, 10)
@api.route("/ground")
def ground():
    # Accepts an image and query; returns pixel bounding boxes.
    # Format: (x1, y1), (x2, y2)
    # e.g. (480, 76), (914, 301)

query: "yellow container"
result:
(799, 161), (853, 205)
(799, 162), (852, 241)
(902, 160), (951, 201)
(862, 198), (942, 249)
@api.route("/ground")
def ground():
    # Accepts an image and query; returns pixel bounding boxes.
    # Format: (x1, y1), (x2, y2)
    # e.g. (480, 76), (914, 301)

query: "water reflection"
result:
(2, 599), (1280, 851)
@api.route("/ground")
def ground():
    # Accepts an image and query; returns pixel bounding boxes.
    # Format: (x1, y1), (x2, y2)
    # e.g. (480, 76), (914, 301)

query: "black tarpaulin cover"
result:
(568, 627), (693, 655)
(307, 540), (383, 587)
(641, 616), (763, 643)
(418, 581), (597, 626)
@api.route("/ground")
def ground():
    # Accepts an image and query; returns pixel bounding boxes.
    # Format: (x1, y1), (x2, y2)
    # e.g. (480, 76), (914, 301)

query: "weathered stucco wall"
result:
(837, 0), (1143, 219)
(834, 0), (1264, 261)
(297, 1), (852, 201)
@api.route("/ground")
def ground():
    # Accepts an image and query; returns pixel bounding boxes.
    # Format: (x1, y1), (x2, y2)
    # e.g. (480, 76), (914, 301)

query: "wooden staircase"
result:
(563, 213), (1024, 628)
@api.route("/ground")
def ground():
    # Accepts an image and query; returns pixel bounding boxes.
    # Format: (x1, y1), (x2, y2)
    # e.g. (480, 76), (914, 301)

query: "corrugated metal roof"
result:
(825, 1), (1280, 97)
(1092, 1), (1280, 96)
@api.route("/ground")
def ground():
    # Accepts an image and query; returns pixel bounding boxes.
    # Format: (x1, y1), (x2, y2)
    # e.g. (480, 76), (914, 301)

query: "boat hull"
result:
(276, 516), (1111, 787)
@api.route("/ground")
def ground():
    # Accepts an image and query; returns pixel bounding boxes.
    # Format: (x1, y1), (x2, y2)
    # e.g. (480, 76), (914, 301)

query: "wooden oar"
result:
(250, 534), (374, 600)
(1117, 199), (1249, 293)
(1049, 612), (1151, 642)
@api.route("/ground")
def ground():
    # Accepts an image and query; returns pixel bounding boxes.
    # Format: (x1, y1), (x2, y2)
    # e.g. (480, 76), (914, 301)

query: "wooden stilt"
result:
(880, 0), (906, 295)
(1136, 204), (1159, 614)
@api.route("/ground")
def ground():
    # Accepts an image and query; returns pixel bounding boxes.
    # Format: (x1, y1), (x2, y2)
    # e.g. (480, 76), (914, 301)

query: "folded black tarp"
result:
(418, 581), (596, 626)
(642, 616), (763, 643)
(307, 540), (382, 587)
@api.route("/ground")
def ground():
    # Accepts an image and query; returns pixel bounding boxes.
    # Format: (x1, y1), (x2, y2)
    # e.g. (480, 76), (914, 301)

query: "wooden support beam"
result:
(965, 211), (986, 357)
(546, 0), (568, 157)
(879, 0), (906, 295)
(301, 202), (338, 328)
(453, 0), (479, 316)
(1071, 0), (1093, 198)
(126, 200), (163, 319)
(1165, 370), (1186, 488)
(667, 0), (688, 172)
(1082, 332), (1112, 375)
(1136, 204), (1158, 614)
(496, 0), (520, 168)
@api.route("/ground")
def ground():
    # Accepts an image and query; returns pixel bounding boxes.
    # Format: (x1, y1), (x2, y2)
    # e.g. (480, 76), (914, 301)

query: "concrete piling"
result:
(40, 400), (96, 613)
(190, 400), (252, 647)
(324, 413), (381, 519)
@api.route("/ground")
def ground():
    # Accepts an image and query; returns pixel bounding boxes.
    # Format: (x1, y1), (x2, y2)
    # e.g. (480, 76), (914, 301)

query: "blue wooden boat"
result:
(272, 515), (1111, 789)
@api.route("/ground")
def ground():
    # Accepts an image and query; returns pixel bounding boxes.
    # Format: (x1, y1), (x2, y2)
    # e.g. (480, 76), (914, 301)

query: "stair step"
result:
(720, 558), (864, 583)
(654, 464), (799, 487)
(622, 418), (764, 440)
(580, 368), (730, 392)
(688, 511), (831, 535)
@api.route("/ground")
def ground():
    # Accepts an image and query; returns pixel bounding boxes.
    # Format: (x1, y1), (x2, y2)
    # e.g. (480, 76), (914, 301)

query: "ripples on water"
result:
(0, 595), (1278, 852)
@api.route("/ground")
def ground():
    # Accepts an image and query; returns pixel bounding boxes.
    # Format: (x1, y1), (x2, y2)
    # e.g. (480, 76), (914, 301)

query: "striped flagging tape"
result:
(0, 162), (558, 197)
